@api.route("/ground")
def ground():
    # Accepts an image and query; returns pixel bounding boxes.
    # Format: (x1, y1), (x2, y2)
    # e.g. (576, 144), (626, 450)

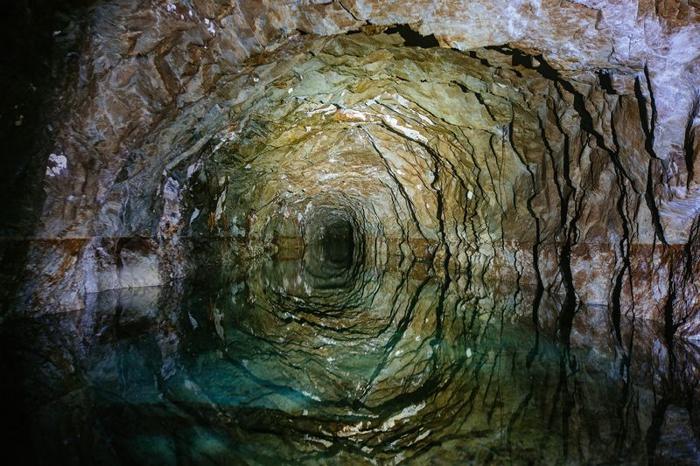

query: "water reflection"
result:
(2, 251), (700, 465)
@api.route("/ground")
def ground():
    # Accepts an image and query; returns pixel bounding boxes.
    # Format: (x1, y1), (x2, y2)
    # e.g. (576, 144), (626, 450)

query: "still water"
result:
(2, 245), (699, 465)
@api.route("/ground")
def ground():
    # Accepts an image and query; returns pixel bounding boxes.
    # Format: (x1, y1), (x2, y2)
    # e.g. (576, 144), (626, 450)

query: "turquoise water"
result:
(2, 254), (699, 465)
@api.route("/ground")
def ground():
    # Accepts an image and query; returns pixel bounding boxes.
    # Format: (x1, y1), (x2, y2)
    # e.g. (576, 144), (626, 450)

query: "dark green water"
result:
(2, 254), (699, 465)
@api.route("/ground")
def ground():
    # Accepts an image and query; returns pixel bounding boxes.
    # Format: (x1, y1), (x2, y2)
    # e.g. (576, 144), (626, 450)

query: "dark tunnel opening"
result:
(316, 218), (355, 267)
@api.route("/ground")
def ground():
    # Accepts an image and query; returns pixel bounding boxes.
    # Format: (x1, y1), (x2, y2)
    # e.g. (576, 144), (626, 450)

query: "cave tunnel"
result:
(1, 1), (700, 464)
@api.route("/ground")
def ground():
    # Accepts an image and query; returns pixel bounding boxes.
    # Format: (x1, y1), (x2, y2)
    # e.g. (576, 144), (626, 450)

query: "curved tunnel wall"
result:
(21, 1), (700, 340)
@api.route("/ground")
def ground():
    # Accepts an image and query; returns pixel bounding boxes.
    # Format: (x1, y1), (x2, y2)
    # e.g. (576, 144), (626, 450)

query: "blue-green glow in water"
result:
(2, 254), (699, 465)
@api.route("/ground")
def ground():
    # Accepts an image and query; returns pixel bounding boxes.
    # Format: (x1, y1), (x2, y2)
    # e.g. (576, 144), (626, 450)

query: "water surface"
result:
(2, 252), (699, 465)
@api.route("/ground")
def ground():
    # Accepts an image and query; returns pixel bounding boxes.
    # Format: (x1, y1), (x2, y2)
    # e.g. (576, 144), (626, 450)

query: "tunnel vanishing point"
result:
(1, 1), (700, 465)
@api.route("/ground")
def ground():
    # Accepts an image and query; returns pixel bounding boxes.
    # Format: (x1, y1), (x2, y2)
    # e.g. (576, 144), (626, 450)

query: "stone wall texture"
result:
(2, 0), (699, 339)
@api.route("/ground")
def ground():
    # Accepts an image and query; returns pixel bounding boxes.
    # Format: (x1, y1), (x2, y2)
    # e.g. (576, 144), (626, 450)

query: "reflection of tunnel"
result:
(1, 1), (700, 465)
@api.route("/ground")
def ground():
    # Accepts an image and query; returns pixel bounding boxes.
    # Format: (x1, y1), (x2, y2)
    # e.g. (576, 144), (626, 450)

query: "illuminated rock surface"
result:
(0, 1), (699, 464)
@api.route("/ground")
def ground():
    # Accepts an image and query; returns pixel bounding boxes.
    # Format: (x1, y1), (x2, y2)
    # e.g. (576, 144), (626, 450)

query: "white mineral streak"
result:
(381, 402), (426, 431)
(214, 187), (227, 222)
(381, 115), (428, 143)
(45, 153), (67, 177)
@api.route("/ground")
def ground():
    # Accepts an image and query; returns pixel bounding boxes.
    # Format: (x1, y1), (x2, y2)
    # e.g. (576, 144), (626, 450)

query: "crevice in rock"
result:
(384, 24), (439, 48)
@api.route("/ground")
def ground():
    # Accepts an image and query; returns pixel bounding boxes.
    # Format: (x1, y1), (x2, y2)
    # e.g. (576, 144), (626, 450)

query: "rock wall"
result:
(4, 0), (699, 340)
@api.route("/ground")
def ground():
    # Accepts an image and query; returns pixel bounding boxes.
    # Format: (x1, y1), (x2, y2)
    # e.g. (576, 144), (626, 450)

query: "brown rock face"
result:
(0, 0), (699, 464)
(14, 0), (699, 329)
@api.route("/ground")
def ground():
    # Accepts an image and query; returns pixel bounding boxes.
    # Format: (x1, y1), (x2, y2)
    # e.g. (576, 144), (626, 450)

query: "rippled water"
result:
(3, 245), (700, 465)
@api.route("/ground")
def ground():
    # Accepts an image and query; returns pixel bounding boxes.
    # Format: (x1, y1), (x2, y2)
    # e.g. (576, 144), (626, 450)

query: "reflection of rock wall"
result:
(7, 1), (698, 340)
(4, 272), (699, 465)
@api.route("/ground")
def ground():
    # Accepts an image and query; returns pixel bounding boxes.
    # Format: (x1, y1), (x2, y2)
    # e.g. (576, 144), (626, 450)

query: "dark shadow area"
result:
(304, 214), (360, 286)
(0, 3), (95, 465)
(318, 218), (355, 267)
(385, 24), (439, 48)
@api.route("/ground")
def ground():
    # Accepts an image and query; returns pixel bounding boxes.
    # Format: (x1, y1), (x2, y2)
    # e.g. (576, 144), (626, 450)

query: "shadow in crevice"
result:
(384, 24), (439, 48)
